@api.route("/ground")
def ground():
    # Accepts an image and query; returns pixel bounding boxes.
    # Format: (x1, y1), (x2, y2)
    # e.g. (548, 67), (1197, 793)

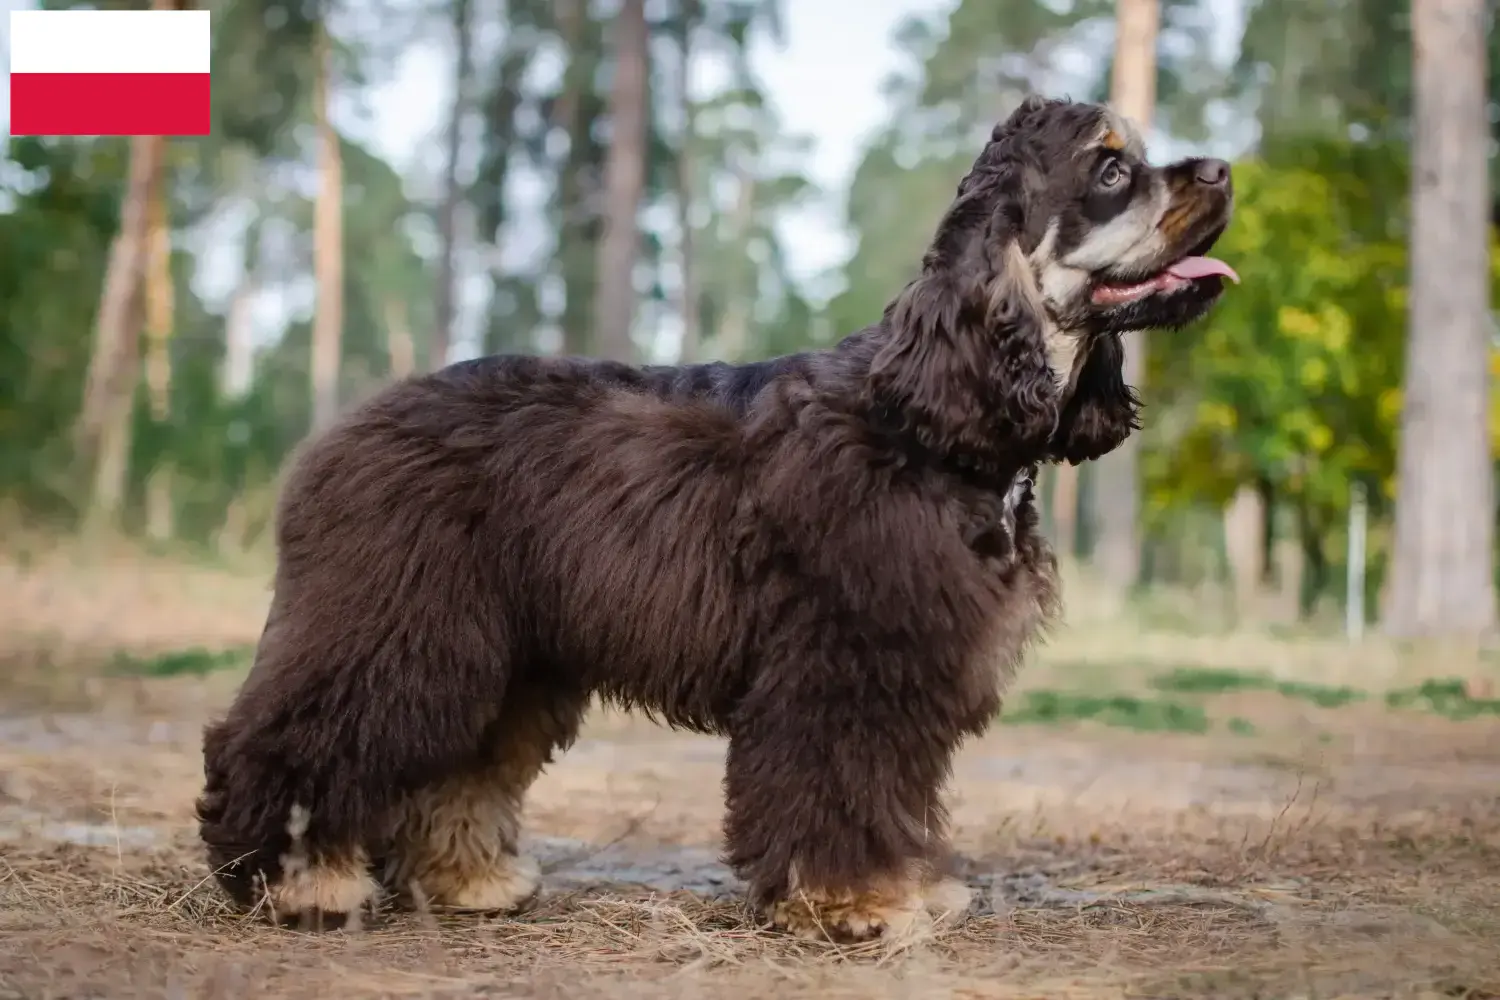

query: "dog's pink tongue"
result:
(1165, 257), (1240, 284)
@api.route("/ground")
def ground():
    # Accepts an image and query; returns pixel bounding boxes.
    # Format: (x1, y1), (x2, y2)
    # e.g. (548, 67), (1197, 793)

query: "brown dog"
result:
(197, 96), (1236, 943)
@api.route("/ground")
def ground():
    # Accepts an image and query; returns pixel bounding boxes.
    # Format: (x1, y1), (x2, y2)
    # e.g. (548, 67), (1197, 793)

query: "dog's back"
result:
(432, 329), (882, 417)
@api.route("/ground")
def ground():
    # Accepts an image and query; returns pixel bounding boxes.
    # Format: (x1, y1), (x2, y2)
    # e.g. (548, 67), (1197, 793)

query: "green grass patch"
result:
(998, 668), (1500, 739)
(107, 645), (253, 678)
(1001, 689), (1210, 734)
(1385, 679), (1500, 720)
(1149, 667), (1267, 694)
(1149, 666), (1364, 708)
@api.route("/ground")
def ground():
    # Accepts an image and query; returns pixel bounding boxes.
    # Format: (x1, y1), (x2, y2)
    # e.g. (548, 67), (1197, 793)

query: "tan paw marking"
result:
(270, 853), (379, 925)
(423, 853), (541, 913)
(769, 871), (975, 945)
(769, 885), (932, 946)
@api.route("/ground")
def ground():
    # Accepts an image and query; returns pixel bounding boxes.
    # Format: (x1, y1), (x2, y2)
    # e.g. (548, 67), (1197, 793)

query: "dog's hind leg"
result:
(384, 683), (588, 913)
(199, 565), (517, 928)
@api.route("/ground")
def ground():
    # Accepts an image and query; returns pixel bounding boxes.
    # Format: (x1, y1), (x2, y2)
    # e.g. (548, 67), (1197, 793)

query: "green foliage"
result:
(459, 0), (808, 359)
(824, 138), (968, 336)
(1237, 0), (1500, 195)
(207, 0), (324, 158)
(686, 87), (820, 361)
(1147, 143), (1411, 521)
(0, 138), (124, 514)
(826, 0), (1500, 616)
(0, 0), (821, 538)
(338, 138), (439, 382)
(3, 0), (1494, 601)
(0, 0), (453, 531)
(1144, 137), (1500, 605)
(0, 123), (435, 534)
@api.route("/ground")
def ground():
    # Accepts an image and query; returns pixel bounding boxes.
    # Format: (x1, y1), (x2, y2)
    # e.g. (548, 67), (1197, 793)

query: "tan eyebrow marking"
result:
(1098, 111), (1147, 159)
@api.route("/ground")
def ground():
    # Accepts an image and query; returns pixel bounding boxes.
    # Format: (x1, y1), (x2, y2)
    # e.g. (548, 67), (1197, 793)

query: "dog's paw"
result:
(269, 856), (380, 931)
(421, 853), (541, 914)
(768, 886), (932, 946)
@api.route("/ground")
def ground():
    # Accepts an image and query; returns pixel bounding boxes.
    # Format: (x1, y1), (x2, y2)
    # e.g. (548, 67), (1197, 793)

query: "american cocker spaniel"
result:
(197, 96), (1236, 943)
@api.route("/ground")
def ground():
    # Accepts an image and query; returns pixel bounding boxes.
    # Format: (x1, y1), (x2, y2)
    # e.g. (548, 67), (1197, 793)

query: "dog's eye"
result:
(1098, 160), (1129, 189)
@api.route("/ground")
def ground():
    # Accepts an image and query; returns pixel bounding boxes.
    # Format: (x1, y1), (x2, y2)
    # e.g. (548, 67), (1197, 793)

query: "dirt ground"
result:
(1, 542), (1498, 999)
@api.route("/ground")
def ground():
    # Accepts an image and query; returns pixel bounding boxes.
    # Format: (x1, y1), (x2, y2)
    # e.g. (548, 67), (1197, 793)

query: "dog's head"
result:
(866, 96), (1236, 470)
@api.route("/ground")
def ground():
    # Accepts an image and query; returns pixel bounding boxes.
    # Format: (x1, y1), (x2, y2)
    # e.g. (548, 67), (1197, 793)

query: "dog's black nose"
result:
(1194, 158), (1231, 187)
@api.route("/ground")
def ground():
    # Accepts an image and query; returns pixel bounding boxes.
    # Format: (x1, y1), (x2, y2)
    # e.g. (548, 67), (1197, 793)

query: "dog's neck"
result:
(821, 327), (1045, 491)
(734, 327), (1045, 498)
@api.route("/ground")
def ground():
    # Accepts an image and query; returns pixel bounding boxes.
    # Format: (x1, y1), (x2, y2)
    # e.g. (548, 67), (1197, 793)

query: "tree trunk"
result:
(1049, 463), (1080, 560)
(553, 0), (598, 356)
(143, 175), (175, 541)
(432, 0), (474, 372)
(1223, 483), (1266, 623)
(311, 23), (345, 433)
(675, 0), (701, 365)
(1385, 0), (1496, 638)
(713, 165), (757, 361)
(591, 0), (649, 363)
(88, 340), (138, 533)
(477, 26), (528, 356)
(1297, 503), (1329, 621)
(1088, 0), (1160, 590)
(221, 226), (259, 400)
(76, 133), (163, 525)
(74, 0), (187, 525)
(1271, 531), (1304, 624)
(385, 296), (415, 380)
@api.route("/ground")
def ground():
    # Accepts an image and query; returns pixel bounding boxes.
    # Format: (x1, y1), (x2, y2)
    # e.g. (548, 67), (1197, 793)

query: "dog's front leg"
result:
(720, 684), (972, 946)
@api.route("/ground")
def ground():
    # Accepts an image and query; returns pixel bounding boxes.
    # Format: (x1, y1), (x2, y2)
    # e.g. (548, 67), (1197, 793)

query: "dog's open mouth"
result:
(1090, 256), (1240, 307)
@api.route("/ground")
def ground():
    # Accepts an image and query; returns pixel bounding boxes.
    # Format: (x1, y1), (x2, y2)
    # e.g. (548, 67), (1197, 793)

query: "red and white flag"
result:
(9, 9), (211, 137)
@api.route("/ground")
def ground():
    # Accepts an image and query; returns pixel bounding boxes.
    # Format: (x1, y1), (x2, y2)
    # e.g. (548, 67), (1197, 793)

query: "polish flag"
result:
(8, 9), (211, 137)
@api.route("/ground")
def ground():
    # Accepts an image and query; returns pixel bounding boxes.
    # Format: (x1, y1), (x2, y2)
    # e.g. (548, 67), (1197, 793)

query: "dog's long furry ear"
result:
(865, 194), (1060, 462)
(1049, 333), (1142, 464)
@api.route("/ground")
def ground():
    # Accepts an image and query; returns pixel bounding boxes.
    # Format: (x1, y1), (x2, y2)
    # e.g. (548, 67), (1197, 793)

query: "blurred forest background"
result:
(1, 0), (1497, 643)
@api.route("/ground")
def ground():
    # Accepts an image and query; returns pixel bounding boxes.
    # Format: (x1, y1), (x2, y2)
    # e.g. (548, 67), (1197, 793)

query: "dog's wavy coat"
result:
(198, 97), (1236, 942)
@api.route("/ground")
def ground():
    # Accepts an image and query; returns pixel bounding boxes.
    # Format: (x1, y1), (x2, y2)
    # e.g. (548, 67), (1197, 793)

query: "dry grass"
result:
(2, 537), (1499, 998)
(3, 799), (1497, 1000)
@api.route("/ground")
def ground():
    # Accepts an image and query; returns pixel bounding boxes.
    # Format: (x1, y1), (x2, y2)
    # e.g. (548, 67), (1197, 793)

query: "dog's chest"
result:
(948, 466), (1058, 729)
